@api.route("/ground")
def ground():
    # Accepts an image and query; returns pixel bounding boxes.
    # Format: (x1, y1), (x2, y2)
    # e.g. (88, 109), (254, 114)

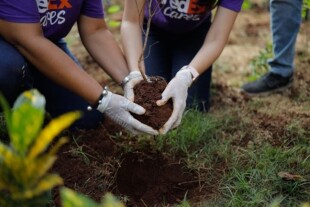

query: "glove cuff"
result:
(180, 65), (199, 81)
(120, 71), (142, 88)
(87, 86), (112, 112)
(177, 67), (196, 87)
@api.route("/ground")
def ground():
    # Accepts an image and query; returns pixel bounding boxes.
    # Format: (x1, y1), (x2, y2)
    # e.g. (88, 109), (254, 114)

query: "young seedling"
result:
(129, 0), (173, 130)
(136, 0), (163, 82)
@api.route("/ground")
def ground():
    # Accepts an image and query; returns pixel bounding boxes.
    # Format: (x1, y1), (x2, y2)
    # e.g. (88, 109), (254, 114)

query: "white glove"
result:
(96, 88), (158, 135)
(122, 71), (144, 102)
(156, 66), (199, 134)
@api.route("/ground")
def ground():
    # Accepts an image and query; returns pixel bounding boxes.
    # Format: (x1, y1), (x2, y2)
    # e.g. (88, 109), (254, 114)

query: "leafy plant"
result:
(247, 43), (273, 82)
(241, 0), (269, 11)
(302, 0), (310, 20)
(104, 3), (122, 29)
(61, 187), (124, 207)
(107, 4), (121, 14)
(0, 89), (81, 207)
(242, 0), (252, 11)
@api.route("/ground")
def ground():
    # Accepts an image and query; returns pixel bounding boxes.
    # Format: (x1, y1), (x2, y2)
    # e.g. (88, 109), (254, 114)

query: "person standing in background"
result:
(241, 0), (303, 95)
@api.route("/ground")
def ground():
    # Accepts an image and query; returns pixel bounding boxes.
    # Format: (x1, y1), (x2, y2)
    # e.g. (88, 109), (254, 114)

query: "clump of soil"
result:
(132, 76), (173, 130)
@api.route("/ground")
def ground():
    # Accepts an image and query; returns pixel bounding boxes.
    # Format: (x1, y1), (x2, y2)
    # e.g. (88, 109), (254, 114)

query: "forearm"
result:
(121, 22), (145, 72)
(16, 37), (103, 105)
(190, 35), (227, 73)
(121, 0), (146, 73)
(189, 7), (238, 74)
(82, 28), (129, 84)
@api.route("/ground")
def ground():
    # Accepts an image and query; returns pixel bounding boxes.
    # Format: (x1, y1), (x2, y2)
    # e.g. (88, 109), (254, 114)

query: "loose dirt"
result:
(132, 76), (173, 130)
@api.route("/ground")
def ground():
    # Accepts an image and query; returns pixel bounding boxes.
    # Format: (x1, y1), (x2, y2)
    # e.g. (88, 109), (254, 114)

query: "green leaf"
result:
(10, 90), (45, 156)
(107, 20), (121, 28)
(242, 0), (251, 10)
(61, 188), (99, 207)
(13, 174), (63, 199)
(13, 89), (45, 110)
(0, 142), (16, 170)
(107, 5), (121, 14)
(100, 193), (124, 207)
(28, 111), (81, 159)
(23, 155), (57, 185)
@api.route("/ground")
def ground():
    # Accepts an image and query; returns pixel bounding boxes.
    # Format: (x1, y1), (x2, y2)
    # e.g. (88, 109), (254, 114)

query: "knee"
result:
(0, 38), (27, 74)
(0, 38), (29, 104)
(0, 45), (26, 74)
(0, 52), (28, 89)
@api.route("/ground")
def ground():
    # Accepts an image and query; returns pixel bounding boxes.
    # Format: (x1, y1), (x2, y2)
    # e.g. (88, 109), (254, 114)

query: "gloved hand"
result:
(122, 71), (144, 101)
(96, 88), (158, 135)
(156, 66), (199, 134)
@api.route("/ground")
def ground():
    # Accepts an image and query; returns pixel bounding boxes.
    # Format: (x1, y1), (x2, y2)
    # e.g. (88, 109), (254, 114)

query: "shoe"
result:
(241, 72), (293, 95)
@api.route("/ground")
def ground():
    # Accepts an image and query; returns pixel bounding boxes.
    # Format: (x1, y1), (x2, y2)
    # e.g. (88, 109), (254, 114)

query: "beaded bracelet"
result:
(87, 86), (109, 111)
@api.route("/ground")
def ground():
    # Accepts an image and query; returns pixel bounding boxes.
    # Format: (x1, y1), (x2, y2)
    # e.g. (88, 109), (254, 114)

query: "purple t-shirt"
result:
(145, 0), (244, 33)
(0, 0), (104, 41)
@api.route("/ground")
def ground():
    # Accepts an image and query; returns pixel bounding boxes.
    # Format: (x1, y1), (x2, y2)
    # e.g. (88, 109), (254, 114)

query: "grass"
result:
(221, 145), (309, 206)
(3, 96), (308, 206)
(67, 135), (97, 165)
(151, 96), (310, 206)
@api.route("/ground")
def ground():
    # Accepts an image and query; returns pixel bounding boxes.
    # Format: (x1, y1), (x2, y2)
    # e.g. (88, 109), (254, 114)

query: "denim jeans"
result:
(143, 18), (212, 112)
(0, 37), (103, 130)
(268, 0), (303, 77)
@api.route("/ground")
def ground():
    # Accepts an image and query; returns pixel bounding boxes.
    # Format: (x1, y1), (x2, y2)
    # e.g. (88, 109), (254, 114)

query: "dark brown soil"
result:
(132, 76), (173, 130)
(116, 151), (198, 206)
(51, 121), (200, 207)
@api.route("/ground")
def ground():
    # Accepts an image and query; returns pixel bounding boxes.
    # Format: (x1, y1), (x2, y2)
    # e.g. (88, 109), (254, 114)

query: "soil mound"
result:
(132, 76), (173, 130)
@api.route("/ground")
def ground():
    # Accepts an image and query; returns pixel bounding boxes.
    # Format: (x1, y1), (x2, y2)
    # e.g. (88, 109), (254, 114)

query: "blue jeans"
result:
(268, 0), (302, 77)
(143, 19), (212, 112)
(0, 37), (103, 130)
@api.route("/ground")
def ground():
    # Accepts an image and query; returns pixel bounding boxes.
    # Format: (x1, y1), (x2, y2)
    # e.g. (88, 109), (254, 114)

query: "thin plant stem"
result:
(135, 0), (162, 82)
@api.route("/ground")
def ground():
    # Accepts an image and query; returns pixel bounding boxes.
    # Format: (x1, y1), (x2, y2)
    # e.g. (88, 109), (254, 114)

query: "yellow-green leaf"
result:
(22, 156), (57, 185)
(47, 137), (68, 156)
(107, 20), (121, 28)
(0, 142), (16, 168)
(61, 187), (98, 207)
(13, 89), (45, 110)
(11, 104), (44, 156)
(10, 89), (45, 155)
(28, 111), (81, 159)
(13, 174), (63, 199)
(100, 193), (124, 207)
(107, 5), (121, 14)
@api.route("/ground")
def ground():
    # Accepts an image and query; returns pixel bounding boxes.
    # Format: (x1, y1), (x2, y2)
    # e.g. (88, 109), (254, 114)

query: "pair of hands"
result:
(96, 68), (195, 135)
